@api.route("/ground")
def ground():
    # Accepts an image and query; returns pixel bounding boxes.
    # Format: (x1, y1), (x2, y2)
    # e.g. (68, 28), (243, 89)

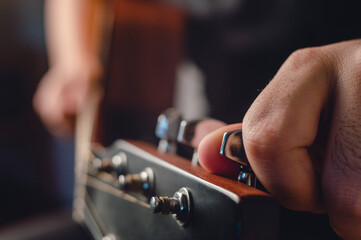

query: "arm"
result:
(45, 0), (103, 67)
(33, 0), (104, 137)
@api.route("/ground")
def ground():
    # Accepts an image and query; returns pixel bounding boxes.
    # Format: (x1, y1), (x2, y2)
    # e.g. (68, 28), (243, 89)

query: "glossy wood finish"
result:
(95, 0), (185, 145)
(129, 140), (271, 199)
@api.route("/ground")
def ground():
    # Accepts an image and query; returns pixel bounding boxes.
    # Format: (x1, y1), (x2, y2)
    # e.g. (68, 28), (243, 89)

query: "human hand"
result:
(197, 40), (361, 239)
(33, 59), (102, 137)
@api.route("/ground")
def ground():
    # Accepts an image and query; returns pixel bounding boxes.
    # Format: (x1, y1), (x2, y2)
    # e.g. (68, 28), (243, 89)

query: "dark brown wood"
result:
(128, 140), (271, 199)
(95, 0), (185, 145)
(84, 139), (281, 240)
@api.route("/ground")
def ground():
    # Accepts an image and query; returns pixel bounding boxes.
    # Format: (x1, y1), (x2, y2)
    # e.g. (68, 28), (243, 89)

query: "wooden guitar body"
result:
(95, 0), (184, 145)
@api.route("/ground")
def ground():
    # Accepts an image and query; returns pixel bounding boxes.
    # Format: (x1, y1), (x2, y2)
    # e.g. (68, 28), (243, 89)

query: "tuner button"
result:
(177, 120), (200, 146)
(220, 129), (249, 167)
(155, 108), (182, 153)
(111, 152), (127, 175)
(177, 120), (201, 165)
(150, 187), (191, 227)
(220, 129), (257, 187)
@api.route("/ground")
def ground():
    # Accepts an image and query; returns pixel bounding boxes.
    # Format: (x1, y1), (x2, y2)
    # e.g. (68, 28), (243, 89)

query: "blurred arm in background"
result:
(33, 0), (104, 137)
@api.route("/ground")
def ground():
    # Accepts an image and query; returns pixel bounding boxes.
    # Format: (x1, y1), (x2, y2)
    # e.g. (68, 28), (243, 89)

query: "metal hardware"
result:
(92, 152), (127, 176)
(220, 129), (257, 187)
(177, 120), (201, 165)
(150, 187), (191, 227)
(102, 234), (116, 240)
(155, 108), (182, 153)
(177, 120), (200, 145)
(118, 167), (155, 199)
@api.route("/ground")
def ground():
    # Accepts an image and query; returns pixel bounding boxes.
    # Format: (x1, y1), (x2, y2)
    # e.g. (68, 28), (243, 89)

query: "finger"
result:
(41, 97), (73, 137)
(242, 47), (332, 212)
(33, 74), (73, 137)
(198, 123), (243, 178)
(190, 119), (226, 148)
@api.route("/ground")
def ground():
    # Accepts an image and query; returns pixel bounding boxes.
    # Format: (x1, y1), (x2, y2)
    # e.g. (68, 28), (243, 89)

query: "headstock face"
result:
(76, 108), (279, 239)
(76, 139), (279, 240)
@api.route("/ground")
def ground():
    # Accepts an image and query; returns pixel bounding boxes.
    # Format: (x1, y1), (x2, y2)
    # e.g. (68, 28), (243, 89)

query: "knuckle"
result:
(349, 49), (361, 81)
(288, 47), (320, 65)
(285, 47), (331, 74)
(242, 122), (285, 161)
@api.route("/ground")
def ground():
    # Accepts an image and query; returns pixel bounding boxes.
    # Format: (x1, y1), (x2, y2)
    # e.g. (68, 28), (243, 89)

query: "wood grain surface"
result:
(129, 140), (272, 199)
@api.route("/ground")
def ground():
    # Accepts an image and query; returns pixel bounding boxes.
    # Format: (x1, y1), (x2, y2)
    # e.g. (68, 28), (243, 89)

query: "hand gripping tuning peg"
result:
(155, 108), (183, 153)
(118, 167), (155, 199)
(220, 129), (257, 187)
(150, 187), (191, 227)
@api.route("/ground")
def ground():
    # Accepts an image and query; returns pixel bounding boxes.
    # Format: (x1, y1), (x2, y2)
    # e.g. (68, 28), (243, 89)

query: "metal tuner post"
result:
(150, 187), (191, 227)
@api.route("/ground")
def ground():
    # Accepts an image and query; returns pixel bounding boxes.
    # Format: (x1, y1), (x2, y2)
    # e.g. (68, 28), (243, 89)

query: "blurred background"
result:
(0, 0), (187, 231)
(0, 0), (75, 228)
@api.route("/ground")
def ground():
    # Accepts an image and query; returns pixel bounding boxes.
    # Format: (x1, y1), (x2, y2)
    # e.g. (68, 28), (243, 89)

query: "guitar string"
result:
(84, 193), (110, 237)
(83, 197), (107, 239)
(74, 87), (102, 222)
(86, 174), (151, 208)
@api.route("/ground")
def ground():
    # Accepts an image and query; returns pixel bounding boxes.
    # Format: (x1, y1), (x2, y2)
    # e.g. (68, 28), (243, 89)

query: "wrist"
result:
(49, 55), (103, 83)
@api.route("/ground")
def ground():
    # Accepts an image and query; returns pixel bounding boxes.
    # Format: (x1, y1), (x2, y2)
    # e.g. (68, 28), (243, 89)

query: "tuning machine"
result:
(155, 108), (183, 153)
(118, 167), (155, 199)
(177, 119), (201, 164)
(150, 187), (191, 227)
(155, 108), (196, 160)
(220, 129), (258, 187)
(91, 152), (128, 176)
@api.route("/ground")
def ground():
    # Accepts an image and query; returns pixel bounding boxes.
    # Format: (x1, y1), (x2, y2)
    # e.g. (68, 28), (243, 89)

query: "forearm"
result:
(44, 0), (104, 68)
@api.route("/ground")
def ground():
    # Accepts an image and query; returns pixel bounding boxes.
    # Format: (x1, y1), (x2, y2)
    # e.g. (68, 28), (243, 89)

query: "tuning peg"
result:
(220, 129), (257, 187)
(155, 108), (183, 153)
(176, 119), (200, 164)
(118, 167), (155, 199)
(150, 187), (191, 227)
(91, 152), (127, 176)
(177, 120), (200, 146)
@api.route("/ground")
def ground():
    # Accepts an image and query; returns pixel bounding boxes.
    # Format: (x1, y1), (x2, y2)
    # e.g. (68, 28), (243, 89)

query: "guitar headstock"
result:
(74, 109), (280, 240)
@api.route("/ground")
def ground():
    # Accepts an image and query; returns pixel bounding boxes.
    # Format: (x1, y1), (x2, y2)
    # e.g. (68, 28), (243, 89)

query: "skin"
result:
(198, 40), (361, 239)
(33, 0), (104, 137)
(190, 119), (226, 147)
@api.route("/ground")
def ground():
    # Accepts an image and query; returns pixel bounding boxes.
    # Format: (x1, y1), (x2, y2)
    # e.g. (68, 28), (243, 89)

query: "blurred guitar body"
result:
(94, 0), (184, 146)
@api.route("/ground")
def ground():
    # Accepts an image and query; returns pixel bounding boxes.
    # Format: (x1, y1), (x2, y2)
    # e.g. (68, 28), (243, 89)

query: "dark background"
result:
(0, 0), (73, 227)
